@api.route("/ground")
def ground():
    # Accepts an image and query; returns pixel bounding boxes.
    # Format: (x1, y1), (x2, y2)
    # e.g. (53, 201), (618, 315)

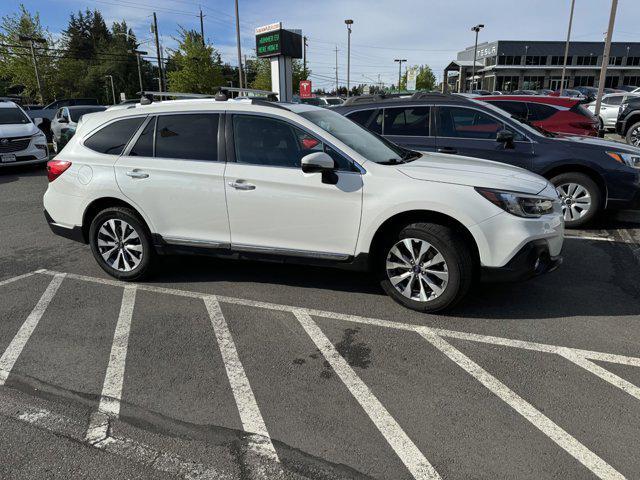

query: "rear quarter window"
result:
(526, 103), (558, 121)
(84, 117), (145, 155)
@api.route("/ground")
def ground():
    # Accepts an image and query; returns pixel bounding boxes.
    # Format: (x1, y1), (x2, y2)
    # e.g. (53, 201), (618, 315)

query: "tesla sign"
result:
(299, 80), (312, 98)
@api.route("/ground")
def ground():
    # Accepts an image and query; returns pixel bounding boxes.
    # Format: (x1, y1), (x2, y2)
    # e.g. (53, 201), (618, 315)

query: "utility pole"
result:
(199, 8), (205, 46)
(595, 0), (619, 118)
(394, 59), (406, 91)
(19, 35), (46, 104)
(344, 19), (353, 97)
(470, 24), (484, 92)
(560, 0), (576, 93)
(234, 0), (244, 90)
(335, 46), (339, 94)
(152, 13), (163, 92)
(130, 49), (147, 92)
(105, 75), (116, 105)
(303, 36), (308, 77)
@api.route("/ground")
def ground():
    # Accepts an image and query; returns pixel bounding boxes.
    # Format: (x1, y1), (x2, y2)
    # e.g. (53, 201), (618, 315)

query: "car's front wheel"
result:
(379, 223), (474, 313)
(627, 121), (640, 147)
(89, 207), (154, 281)
(550, 172), (601, 228)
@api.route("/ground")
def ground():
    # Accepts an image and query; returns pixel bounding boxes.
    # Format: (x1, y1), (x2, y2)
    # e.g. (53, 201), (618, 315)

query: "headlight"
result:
(475, 187), (558, 218)
(606, 151), (640, 169)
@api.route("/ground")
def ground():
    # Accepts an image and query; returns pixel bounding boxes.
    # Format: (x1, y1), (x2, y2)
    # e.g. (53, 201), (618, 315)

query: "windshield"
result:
(0, 107), (31, 125)
(69, 107), (105, 122)
(475, 100), (544, 138)
(299, 109), (410, 164)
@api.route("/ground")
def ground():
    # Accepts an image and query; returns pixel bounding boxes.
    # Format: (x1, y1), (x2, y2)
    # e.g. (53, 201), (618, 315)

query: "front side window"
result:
(383, 107), (430, 137)
(84, 117), (145, 155)
(437, 106), (503, 140)
(155, 114), (219, 161)
(603, 95), (623, 106)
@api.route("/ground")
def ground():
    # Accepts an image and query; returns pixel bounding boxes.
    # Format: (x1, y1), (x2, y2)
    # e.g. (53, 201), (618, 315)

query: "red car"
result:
(477, 95), (599, 137)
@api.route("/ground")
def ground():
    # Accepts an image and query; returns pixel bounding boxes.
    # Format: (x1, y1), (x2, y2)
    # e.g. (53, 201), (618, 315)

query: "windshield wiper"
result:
(379, 158), (405, 165)
(401, 150), (421, 162)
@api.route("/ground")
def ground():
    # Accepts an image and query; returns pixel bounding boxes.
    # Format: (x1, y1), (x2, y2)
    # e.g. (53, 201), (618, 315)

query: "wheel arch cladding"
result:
(369, 210), (480, 272)
(82, 197), (152, 243)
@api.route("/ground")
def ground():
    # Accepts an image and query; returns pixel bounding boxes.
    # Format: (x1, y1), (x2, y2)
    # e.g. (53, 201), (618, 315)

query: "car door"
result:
(224, 113), (363, 257)
(382, 106), (436, 151)
(600, 95), (624, 127)
(434, 105), (534, 170)
(115, 113), (230, 246)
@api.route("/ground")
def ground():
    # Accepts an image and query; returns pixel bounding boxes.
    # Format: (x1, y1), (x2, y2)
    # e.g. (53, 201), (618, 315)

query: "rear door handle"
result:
(126, 170), (149, 179)
(228, 180), (256, 191)
(437, 147), (457, 154)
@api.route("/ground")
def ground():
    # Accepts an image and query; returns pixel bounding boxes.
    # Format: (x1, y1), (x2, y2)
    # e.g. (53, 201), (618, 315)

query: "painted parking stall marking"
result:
(1, 269), (640, 479)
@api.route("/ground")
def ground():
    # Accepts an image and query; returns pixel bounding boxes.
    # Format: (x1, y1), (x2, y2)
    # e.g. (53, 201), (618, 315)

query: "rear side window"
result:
(570, 103), (596, 119)
(129, 117), (155, 157)
(84, 117), (144, 155)
(526, 103), (558, 121)
(383, 107), (430, 136)
(155, 114), (219, 161)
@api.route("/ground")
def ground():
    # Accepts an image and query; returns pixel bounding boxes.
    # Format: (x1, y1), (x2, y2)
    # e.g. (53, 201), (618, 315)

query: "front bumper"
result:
(481, 239), (563, 282)
(0, 140), (49, 167)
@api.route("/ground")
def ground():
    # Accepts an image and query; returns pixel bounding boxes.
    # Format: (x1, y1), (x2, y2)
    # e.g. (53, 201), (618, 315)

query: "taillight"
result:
(47, 160), (72, 182)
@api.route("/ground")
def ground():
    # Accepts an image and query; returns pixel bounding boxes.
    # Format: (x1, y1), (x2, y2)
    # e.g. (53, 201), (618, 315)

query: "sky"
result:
(2, 0), (640, 90)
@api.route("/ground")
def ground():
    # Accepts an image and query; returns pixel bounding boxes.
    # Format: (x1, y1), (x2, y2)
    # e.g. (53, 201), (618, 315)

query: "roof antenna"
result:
(215, 87), (229, 101)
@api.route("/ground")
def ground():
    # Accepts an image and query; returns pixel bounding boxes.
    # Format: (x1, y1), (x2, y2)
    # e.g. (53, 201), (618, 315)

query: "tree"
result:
(166, 28), (224, 94)
(250, 57), (271, 91)
(400, 64), (436, 91)
(0, 4), (57, 102)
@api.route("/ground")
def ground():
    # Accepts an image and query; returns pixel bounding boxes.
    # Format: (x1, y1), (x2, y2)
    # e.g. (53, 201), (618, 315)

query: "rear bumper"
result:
(481, 239), (562, 282)
(44, 209), (85, 243)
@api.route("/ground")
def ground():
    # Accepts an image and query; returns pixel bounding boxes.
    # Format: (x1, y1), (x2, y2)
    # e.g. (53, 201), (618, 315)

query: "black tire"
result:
(550, 172), (601, 228)
(89, 206), (154, 281)
(626, 121), (640, 147)
(378, 222), (474, 313)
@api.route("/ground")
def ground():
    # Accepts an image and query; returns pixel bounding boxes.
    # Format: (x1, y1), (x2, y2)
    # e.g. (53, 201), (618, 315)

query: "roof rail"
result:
(249, 99), (290, 110)
(342, 94), (386, 106)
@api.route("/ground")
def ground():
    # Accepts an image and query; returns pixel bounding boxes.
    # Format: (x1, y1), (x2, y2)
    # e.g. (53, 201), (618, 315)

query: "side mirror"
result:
(33, 117), (43, 127)
(301, 152), (335, 173)
(496, 130), (515, 148)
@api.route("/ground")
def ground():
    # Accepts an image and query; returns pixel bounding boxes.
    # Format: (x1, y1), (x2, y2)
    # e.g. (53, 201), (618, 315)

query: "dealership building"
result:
(444, 40), (640, 92)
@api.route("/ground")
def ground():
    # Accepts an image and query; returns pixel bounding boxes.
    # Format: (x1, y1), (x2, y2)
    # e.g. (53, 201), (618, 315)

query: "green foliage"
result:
(166, 28), (224, 94)
(399, 64), (436, 91)
(249, 57), (310, 94)
(0, 4), (57, 101)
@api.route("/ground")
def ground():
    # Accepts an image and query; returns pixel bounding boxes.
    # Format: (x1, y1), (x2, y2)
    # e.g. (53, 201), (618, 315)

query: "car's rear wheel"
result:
(550, 172), (601, 228)
(378, 223), (474, 313)
(89, 207), (154, 281)
(627, 121), (640, 147)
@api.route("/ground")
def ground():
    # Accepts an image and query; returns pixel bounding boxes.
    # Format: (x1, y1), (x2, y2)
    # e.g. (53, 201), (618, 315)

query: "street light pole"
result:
(234, 0), (244, 90)
(105, 75), (116, 105)
(19, 35), (46, 104)
(470, 24), (484, 93)
(345, 19), (353, 97)
(595, 0), (619, 118)
(560, 0), (576, 93)
(394, 59), (406, 91)
(152, 13), (163, 92)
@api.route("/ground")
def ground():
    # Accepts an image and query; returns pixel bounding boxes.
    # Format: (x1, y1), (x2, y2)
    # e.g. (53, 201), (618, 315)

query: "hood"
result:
(554, 134), (640, 154)
(397, 152), (549, 194)
(0, 122), (40, 138)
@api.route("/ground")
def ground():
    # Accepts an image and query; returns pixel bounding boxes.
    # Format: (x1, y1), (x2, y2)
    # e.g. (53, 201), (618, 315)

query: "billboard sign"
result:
(255, 24), (303, 59)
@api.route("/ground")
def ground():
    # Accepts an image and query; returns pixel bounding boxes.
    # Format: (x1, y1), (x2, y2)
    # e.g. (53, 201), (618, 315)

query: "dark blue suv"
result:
(333, 93), (640, 227)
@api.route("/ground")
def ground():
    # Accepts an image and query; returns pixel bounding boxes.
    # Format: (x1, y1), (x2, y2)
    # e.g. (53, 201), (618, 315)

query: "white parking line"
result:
(97, 285), (137, 417)
(37, 269), (640, 369)
(203, 296), (279, 463)
(561, 351), (640, 402)
(294, 309), (441, 480)
(0, 273), (65, 386)
(417, 328), (625, 480)
(564, 234), (614, 242)
(0, 270), (43, 287)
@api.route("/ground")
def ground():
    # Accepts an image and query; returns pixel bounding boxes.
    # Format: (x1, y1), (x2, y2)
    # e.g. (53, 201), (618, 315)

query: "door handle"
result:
(125, 170), (149, 179)
(437, 147), (457, 154)
(228, 180), (256, 191)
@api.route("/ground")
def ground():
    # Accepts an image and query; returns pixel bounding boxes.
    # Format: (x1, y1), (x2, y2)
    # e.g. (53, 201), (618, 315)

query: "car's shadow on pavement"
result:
(147, 234), (640, 320)
(0, 165), (46, 185)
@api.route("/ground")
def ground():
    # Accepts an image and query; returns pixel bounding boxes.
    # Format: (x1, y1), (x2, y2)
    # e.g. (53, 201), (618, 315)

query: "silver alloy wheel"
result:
(97, 219), (143, 272)
(556, 182), (592, 222)
(630, 126), (640, 147)
(386, 238), (449, 302)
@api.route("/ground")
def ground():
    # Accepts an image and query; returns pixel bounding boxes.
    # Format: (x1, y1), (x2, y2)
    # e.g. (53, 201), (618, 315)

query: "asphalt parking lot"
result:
(1, 164), (640, 480)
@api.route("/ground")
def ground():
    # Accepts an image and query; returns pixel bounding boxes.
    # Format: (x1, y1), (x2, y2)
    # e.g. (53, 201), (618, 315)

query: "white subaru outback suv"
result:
(43, 96), (564, 312)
